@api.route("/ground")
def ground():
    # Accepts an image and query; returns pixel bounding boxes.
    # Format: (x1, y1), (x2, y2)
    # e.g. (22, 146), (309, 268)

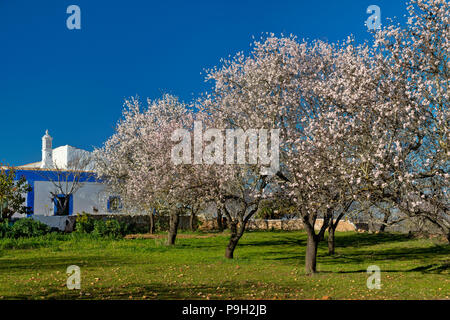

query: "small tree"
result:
(0, 166), (32, 221)
(215, 168), (270, 259)
(39, 156), (94, 216)
(95, 95), (199, 245)
(327, 200), (354, 255)
(186, 199), (203, 231)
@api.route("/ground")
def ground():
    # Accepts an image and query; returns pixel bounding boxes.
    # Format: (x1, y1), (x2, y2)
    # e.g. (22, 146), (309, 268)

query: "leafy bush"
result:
(91, 220), (106, 236)
(125, 222), (146, 234)
(8, 218), (51, 238)
(75, 213), (95, 233)
(75, 213), (137, 238)
(0, 166), (32, 221)
(0, 219), (11, 238)
(92, 219), (123, 238)
(154, 217), (169, 232)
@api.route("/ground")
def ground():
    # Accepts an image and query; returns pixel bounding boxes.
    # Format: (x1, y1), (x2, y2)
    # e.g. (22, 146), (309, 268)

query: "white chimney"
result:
(40, 130), (53, 169)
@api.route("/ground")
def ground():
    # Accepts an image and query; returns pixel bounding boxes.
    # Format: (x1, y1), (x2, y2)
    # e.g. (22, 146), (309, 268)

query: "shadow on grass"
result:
(239, 233), (306, 248)
(4, 280), (287, 300)
(254, 232), (450, 274)
(239, 232), (413, 250)
(239, 239), (305, 248)
(332, 232), (414, 248)
(326, 261), (450, 274)
(0, 255), (129, 272)
(324, 243), (450, 263)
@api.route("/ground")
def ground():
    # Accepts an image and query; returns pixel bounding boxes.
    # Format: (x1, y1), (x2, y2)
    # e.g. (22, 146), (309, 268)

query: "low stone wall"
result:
(76, 214), (195, 232)
(33, 214), (356, 233)
(31, 214), (196, 232)
(314, 219), (357, 232)
(247, 219), (304, 231)
(198, 218), (356, 232)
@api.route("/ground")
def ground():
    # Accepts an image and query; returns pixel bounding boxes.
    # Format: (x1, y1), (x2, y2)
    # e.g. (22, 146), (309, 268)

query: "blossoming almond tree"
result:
(370, 0), (449, 241)
(201, 36), (357, 269)
(183, 112), (274, 259)
(95, 94), (202, 244)
(199, 36), (298, 259)
(319, 0), (449, 242)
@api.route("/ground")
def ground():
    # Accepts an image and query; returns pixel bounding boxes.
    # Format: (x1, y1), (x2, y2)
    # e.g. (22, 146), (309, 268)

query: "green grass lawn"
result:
(0, 231), (448, 300)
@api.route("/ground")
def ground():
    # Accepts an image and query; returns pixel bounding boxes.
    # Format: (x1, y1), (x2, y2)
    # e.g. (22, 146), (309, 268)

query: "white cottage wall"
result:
(32, 181), (109, 216)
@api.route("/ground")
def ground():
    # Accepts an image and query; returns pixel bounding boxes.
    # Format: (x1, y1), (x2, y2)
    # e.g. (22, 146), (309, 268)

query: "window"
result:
(107, 196), (122, 213)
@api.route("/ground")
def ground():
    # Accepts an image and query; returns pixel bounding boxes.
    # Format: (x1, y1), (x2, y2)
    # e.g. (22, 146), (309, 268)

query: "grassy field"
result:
(0, 231), (448, 300)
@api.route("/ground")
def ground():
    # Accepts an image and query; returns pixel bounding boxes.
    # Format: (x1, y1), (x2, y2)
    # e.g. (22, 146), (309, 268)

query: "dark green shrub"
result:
(106, 219), (123, 238)
(118, 221), (134, 235)
(75, 213), (95, 233)
(0, 219), (11, 238)
(92, 220), (107, 237)
(75, 213), (136, 238)
(154, 217), (169, 232)
(92, 219), (123, 238)
(9, 218), (50, 238)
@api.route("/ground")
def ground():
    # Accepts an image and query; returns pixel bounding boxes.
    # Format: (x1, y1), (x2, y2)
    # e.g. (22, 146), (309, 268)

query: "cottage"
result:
(6, 131), (120, 230)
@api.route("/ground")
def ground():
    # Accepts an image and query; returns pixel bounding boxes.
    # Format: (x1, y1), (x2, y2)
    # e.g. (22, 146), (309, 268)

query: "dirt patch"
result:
(124, 233), (222, 240)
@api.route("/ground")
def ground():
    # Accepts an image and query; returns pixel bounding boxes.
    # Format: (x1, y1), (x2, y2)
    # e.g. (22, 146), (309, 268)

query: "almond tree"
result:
(203, 163), (271, 259)
(293, 39), (381, 262)
(371, 0), (449, 241)
(95, 95), (200, 244)
(176, 110), (273, 258)
(320, 0), (449, 242)
(201, 36), (356, 268)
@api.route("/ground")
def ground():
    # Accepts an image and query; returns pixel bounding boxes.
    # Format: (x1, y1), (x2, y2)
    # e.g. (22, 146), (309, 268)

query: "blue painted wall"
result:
(5, 169), (100, 216)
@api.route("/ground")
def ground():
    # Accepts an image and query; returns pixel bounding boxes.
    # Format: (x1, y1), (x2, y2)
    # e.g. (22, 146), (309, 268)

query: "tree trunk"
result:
(225, 222), (242, 259)
(379, 214), (389, 232)
(328, 226), (336, 255)
(225, 236), (240, 259)
(167, 211), (180, 245)
(217, 209), (224, 232)
(189, 211), (195, 231)
(189, 210), (197, 231)
(149, 210), (155, 234)
(305, 231), (319, 274)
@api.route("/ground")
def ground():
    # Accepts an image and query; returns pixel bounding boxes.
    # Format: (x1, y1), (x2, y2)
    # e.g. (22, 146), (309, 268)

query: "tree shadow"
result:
(239, 239), (306, 247)
(239, 232), (414, 250)
(333, 232), (414, 248)
(239, 233), (306, 248)
(255, 233), (450, 275)
(329, 244), (450, 262)
(4, 280), (288, 300)
(326, 261), (449, 275)
(0, 255), (129, 272)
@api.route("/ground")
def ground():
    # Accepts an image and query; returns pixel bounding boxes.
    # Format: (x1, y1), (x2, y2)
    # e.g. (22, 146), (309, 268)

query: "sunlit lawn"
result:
(0, 231), (448, 300)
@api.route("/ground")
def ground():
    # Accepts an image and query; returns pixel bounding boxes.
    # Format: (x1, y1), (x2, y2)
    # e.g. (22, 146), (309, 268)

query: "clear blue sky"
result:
(0, 0), (408, 166)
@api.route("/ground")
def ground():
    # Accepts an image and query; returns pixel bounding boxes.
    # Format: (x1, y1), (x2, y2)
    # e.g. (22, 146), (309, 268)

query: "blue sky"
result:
(0, 0), (408, 166)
